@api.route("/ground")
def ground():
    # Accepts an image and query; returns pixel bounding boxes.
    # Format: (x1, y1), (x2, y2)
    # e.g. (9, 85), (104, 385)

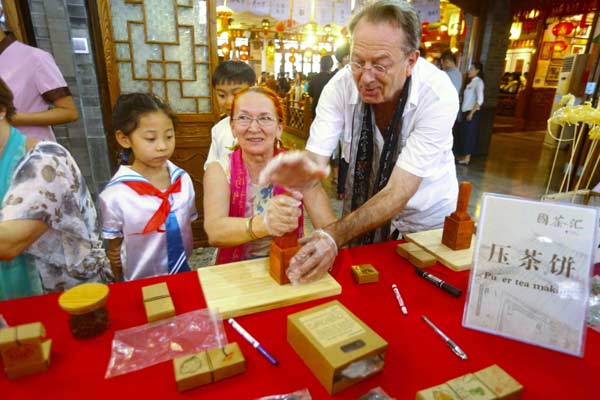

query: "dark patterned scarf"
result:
(351, 76), (411, 244)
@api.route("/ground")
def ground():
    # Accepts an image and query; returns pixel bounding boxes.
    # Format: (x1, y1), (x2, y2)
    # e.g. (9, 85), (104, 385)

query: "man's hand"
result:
(287, 229), (338, 284)
(259, 151), (330, 190)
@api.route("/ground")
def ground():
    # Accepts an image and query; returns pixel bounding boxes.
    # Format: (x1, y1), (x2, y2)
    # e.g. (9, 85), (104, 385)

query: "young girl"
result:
(99, 93), (197, 281)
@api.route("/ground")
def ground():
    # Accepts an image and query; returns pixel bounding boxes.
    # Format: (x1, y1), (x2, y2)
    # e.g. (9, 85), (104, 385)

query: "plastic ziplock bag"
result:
(357, 386), (395, 400)
(255, 388), (312, 400)
(105, 308), (227, 378)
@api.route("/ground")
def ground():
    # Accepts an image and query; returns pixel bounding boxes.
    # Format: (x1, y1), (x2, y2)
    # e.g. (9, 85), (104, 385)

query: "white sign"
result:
(315, 0), (334, 26)
(410, 0), (441, 23)
(292, 0), (312, 25)
(333, 0), (352, 27)
(270, 0), (289, 21)
(463, 193), (598, 357)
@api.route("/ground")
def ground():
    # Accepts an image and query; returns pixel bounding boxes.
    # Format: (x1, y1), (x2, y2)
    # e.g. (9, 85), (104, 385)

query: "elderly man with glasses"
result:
(260, 0), (459, 283)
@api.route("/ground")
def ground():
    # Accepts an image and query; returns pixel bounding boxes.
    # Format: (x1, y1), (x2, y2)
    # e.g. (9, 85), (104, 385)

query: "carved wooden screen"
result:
(96, 0), (219, 246)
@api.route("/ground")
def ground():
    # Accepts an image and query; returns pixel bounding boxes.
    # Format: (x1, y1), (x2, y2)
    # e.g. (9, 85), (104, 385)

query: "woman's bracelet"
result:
(246, 215), (258, 240)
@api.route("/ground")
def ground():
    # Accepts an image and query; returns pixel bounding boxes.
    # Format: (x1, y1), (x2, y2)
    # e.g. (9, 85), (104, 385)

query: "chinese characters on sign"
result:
(410, 0), (441, 23)
(463, 194), (598, 357)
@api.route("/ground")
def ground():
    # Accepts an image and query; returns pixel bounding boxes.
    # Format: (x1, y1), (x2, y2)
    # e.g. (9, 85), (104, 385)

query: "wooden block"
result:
(269, 240), (300, 285)
(408, 249), (437, 268)
(173, 351), (212, 392)
(142, 282), (170, 301)
(396, 242), (421, 259)
(404, 229), (475, 271)
(416, 383), (462, 400)
(197, 257), (341, 319)
(0, 327), (17, 352)
(0, 323), (46, 367)
(206, 342), (246, 382)
(446, 373), (498, 400)
(144, 297), (175, 323)
(4, 339), (52, 380)
(474, 365), (523, 400)
(351, 264), (379, 284)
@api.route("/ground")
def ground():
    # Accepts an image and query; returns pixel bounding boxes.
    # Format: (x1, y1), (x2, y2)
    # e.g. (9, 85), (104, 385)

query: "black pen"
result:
(415, 268), (462, 297)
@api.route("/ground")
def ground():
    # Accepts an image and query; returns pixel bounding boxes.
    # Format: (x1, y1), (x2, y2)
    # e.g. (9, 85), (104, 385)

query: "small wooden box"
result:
(408, 249), (436, 268)
(142, 282), (170, 301)
(144, 297), (175, 323)
(350, 264), (379, 284)
(446, 373), (498, 400)
(173, 351), (212, 392)
(269, 241), (300, 285)
(416, 383), (462, 400)
(0, 322), (46, 367)
(474, 365), (523, 400)
(396, 242), (421, 259)
(206, 342), (245, 382)
(4, 339), (52, 380)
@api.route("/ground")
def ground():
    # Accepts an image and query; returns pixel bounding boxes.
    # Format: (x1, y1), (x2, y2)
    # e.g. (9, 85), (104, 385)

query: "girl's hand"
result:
(466, 112), (474, 122)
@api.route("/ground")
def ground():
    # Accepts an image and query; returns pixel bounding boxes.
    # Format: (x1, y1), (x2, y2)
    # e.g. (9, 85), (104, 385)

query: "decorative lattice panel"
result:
(110, 0), (211, 113)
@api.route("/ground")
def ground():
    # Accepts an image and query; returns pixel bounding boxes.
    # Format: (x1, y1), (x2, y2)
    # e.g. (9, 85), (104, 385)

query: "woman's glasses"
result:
(232, 115), (278, 127)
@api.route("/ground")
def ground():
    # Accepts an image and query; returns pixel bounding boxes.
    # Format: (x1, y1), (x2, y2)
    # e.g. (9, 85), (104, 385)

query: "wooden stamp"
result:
(474, 364), (523, 400)
(269, 232), (300, 285)
(4, 339), (52, 380)
(0, 322), (46, 368)
(442, 181), (475, 250)
(206, 342), (246, 382)
(173, 351), (212, 392)
(396, 242), (421, 259)
(351, 264), (379, 284)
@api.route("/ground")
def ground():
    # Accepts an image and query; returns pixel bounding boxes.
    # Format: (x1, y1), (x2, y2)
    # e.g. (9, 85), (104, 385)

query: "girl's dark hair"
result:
(112, 92), (177, 136)
(471, 61), (484, 82)
(0, 78), (17, 122)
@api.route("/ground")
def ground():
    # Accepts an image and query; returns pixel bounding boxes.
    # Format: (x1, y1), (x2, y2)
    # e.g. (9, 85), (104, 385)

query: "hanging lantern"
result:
(240, 44), (249, 53)
(266, 41), (275, 56)
(275, 21), (285, 32)
(289, 55), (296, 63)
(240, 53), (249, 61)
(320, 48), (328, 56)
(261, 19), (270, 36)
(552, 40), (568, 52)
(552, 21), (575, 37)
(289, 47), (296, 54)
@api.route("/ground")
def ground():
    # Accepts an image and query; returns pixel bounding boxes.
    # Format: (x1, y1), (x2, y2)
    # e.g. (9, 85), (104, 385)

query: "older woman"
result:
(0, 78), (112, 299)
(203, 86), (335, 263)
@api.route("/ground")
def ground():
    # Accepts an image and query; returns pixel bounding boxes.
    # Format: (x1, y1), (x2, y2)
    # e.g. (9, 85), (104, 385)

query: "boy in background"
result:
(204, 61), (256, 169)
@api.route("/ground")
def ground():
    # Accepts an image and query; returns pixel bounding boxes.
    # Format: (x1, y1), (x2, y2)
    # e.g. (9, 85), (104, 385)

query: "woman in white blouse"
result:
(457, 62), (484, 165)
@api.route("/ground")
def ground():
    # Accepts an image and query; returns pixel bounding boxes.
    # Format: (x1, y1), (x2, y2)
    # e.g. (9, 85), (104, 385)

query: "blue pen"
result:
(228, 318), (279, 366)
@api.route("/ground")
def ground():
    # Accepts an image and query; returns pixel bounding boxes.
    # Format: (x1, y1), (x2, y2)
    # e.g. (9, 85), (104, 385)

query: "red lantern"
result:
(240, 53), (249, 61)
(289, 47), (296, 54)
(552, 21), (575, 37)
(289, 55), (296, 63)
(552, 40), (568, 52)
(275, 21), (285, 32)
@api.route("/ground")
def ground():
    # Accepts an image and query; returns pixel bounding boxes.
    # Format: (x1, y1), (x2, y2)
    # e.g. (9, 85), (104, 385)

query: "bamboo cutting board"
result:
(404, 228), (475, 271)
(197, 257), (341, 318)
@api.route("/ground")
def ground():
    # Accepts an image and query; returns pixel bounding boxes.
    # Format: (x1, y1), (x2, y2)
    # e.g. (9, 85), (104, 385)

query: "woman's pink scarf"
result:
(216, 148), (304, 264)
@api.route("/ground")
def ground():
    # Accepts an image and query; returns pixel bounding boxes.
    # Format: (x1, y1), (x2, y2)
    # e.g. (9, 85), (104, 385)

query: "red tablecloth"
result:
(1, 240), (598, 399)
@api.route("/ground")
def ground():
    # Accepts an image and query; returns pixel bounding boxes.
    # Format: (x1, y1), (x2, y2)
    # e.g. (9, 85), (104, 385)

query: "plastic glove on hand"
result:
(258, 151), (330, 191)
(263, 193), (302, 237)
(287, 229), (338, 284)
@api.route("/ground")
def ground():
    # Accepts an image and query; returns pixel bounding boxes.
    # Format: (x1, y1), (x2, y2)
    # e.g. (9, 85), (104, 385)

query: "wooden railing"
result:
(283, 94), (313, 141)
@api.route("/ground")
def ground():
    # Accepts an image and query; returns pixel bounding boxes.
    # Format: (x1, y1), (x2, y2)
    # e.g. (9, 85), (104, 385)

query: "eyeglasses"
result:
(349, 61), (389, 76)
(232, 115), (278, 127)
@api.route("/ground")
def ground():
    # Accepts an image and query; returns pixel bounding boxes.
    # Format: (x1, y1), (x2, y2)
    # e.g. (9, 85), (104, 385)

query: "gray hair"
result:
(349, 0), (421, 54)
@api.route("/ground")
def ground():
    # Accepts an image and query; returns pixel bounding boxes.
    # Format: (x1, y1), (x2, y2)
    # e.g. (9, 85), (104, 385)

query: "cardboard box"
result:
(206, 342), (245, 382)
(287, 300), (387, 394)
(351, 264), (379, 284)
(474, 365), (523, 400)
(446, 373), (498, 400)
(416, 383), (462, 400)
(4, 339), (52, 380)
(0, 322), (46, 367)
(173, 350), (212, 392)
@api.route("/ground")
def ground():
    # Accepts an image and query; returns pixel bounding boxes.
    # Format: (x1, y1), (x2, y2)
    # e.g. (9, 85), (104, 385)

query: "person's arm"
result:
(0, 219), (48, 260)
(466, 80), (484, 121)
(11, 96), (79, 127)
(326, 166), (421, 246)
(302, 182), (337, 229)
(107, 238), (124, 281)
